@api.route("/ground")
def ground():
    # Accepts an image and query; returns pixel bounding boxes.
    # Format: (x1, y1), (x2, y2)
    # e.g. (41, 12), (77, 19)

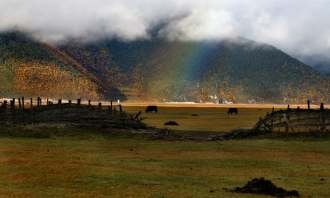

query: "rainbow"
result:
(144, 41), (218, 99)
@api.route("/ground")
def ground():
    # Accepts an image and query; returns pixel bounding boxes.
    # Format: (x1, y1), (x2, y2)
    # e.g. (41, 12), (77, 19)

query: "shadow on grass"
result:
(1, 124), (330, 143)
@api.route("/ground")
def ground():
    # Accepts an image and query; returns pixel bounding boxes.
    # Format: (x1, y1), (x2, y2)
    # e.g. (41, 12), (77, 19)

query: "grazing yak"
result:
(227, 108), (238, 115)
(145, 105), (158, 113)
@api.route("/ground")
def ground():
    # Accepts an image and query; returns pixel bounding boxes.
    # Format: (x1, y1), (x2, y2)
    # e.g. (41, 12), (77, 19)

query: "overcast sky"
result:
(1, 0), (330, 66)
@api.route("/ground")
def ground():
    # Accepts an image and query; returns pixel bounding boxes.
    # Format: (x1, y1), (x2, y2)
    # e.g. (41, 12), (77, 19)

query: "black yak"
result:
(227, 108), (238, 115)
(145, 105), (158, 113)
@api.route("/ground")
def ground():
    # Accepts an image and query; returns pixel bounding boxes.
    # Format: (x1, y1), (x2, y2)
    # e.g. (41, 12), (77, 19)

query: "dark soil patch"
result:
(164, 121), (179, 126)
(230, 178), (300, 197)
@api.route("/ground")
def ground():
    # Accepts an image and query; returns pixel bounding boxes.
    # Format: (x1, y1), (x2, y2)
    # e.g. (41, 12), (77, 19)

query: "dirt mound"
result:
(164, 121), (179, 126)
(231, 178), (300, 197)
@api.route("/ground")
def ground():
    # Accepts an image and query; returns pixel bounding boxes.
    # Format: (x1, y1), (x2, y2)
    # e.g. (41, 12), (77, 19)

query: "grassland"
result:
(123, 104), (328, 132)
(124, 105), (273, 132)
(0, 130), (330, 198)
(0, 106), (329, 197)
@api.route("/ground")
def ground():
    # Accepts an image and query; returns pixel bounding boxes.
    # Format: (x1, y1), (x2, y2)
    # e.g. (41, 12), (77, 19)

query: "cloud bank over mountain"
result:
(1, 0), (330, 66)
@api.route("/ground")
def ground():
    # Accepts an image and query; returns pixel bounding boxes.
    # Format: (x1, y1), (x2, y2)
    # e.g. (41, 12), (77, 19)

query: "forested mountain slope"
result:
(61, 38), (330, 103)
(1, 31), (329, 103)
(0, 32), (100, 99)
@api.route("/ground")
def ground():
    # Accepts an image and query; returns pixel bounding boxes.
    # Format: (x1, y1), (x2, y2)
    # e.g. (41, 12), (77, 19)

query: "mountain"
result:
(0, 32), (101, 99)
(1, 31), (330, 103)
(298, 55), (330, 74)
(309, 61), (330, 74)
(60, 38), (330, 103)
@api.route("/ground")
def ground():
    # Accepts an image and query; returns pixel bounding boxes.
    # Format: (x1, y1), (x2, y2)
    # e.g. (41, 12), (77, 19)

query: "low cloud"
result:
(1, 0), (330, 66)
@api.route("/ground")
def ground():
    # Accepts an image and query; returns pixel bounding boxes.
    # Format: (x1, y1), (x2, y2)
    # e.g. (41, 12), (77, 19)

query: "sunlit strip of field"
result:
(1, 98), (325, 132)
(1, 97), (326, 109)
(118, 102), (325, 132)
(122, 106), (268, 132)
(121, 102), (325, 109)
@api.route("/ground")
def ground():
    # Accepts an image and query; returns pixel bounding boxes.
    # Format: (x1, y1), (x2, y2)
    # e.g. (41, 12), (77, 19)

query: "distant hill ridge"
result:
(1, 31), (330, 103)
(60, 38), (330, 103)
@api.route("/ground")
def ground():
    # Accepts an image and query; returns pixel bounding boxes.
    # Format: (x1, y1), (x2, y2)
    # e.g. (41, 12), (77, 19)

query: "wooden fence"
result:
(0, 97), (144, 128)
(0, 97), (122, 111)
(254, 107), (330, 133)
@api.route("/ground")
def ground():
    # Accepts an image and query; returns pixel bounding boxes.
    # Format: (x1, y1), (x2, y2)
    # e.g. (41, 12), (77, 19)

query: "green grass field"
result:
(124, 106), (272, 132)
(0, 131), (329, 197)
(0, 106), (329, 197)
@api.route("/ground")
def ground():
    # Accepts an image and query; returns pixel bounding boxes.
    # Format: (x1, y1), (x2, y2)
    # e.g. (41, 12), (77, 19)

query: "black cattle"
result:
(145, 105), (158, 113)
(227, 108), (238, 115)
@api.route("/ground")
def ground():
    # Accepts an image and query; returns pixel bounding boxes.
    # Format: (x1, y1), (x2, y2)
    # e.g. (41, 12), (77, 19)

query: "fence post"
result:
(22, 97), (25, 109)
(37, 97), (41, 107)
(77, 98), (81, 106)
(10, 99), (15, 110)
(307, 100), (311, 110)
(321, 109), (326, 132)
(110, 100), (113, 111)
(12, 98), (16, 109)
(2, 100), (8, 109)
(18, 98), (22, 109)
(30, 98), (33, 109)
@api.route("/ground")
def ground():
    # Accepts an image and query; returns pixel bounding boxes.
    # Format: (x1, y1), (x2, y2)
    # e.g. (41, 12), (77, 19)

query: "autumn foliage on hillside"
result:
(0, 60), (99, 99)
(0, 32), (101, 99)
(14, 62), (99, 99)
